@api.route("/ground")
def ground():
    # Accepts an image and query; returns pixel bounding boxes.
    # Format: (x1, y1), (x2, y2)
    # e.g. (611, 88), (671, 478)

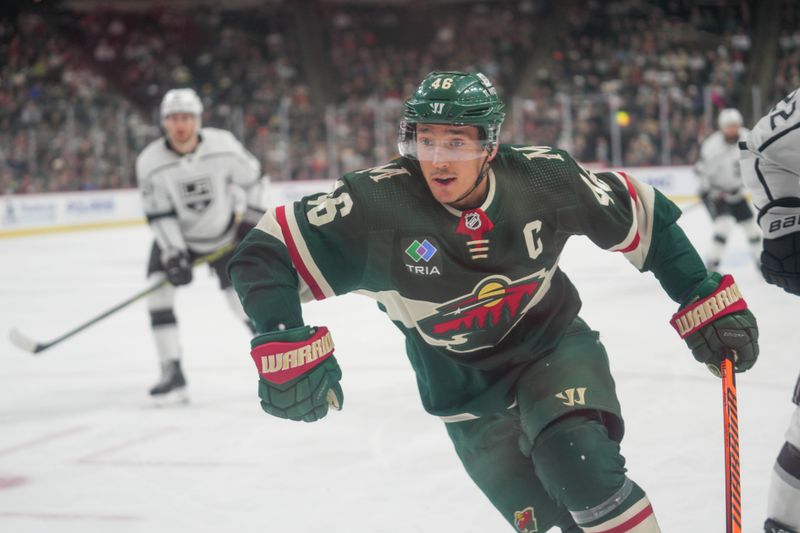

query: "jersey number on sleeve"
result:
(769, 90), (798, 130)
(578, 166), (614, 206)
(307, 192), (353, 226)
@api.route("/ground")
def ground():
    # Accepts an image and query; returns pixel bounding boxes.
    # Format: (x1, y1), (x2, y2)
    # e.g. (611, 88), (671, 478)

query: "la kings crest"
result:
(180, 176), (215, 213)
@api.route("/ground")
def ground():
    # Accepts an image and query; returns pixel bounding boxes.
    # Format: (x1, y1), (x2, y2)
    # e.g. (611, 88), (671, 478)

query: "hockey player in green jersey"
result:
(228, 72), (760, 532)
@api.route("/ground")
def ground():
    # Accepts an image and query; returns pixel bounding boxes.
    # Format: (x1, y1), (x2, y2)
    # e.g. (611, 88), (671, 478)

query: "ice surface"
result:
(0, 206), (796, 532)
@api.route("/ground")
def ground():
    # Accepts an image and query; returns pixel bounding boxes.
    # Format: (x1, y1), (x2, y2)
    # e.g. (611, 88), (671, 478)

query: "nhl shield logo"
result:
(464, 211), (482, 231)
(514, 507), (538, 532)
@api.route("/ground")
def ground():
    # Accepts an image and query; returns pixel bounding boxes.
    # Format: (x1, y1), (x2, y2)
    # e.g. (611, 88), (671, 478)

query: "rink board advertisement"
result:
(0, 180), (332, 238)
(0, 168), (697, 238)
(586, 164), (697, 202)
(0, 190), (144, 237)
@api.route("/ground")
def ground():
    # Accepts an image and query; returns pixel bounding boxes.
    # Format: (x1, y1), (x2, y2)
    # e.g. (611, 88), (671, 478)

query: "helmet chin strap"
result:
(446, 150), (492, 209)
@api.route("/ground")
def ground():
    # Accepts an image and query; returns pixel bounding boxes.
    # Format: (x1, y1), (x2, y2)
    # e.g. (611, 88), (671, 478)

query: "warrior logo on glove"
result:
(251, 327), (334, 385)
(671, 273), (758, 375)
(670, 275), (747, 338)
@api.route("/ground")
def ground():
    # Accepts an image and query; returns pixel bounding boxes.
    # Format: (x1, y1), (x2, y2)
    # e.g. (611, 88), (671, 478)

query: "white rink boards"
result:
(0, 206), (797, 532)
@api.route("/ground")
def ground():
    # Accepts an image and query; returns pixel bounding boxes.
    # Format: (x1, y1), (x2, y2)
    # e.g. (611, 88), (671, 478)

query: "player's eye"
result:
(449, 139), (465, 149)
(418, 137), (434, 147)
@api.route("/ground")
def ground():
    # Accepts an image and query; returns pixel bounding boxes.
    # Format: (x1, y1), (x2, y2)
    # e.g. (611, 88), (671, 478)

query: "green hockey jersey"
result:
(229, 145), (707, 420)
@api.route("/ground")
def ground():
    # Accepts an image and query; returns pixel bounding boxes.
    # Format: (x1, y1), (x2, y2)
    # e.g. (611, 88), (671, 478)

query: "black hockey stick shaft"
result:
(9, 244), (234, 354)
(17, 279), (169, 353)
(721, 353), (742, 533)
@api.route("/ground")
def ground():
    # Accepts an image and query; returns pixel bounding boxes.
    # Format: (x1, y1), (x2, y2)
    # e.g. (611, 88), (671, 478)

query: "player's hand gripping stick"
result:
(250, 326), (343, 422)
(670, 273), (759, 376)
(162, 249), (193, 286)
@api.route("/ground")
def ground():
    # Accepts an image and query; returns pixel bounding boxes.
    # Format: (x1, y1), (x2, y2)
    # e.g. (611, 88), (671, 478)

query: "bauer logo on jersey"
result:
(402, 237), (442, 276)
(417, 273), (545, 353)
(514, 507), (538, 532)
(180, 176), (214, 213)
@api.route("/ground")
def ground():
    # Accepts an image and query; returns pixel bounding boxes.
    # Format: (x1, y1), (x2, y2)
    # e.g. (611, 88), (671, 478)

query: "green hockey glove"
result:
(249, 325), (343, 422)
(671, 273), (759, 376)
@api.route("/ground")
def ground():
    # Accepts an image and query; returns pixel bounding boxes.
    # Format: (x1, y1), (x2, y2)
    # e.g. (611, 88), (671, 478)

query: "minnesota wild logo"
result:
(417, 272), (546, 353)
(514, 507), (538, 532)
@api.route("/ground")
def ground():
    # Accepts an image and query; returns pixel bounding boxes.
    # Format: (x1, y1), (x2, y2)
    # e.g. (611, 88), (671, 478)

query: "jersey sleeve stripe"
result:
(605, 172), (640, 253)
(609, 172), (656, 270)
(616, 172), (644, 254)
(254, 210), (315, 303)
(274, 205), (335, 301)
(758, 120), (800, 153)
(617, 231), (641, 254)
(145, 210), (177, 222)
(754, 158), (775, 202)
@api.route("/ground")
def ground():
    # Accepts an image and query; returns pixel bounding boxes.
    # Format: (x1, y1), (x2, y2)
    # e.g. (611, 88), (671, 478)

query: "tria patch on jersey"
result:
(456, 208), (494, 260)
(402, 237), (442, 276)
(417, 272), (545, 353)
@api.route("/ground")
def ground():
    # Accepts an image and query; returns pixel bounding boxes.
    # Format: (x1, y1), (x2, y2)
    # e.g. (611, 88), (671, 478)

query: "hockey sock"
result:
(767, 442), (800, 530)
(532, 415), (660, 531)
(579, 491), (660, 532)
(708, 216), (734, 269)
(745, 219), (762, 264)
(765, 518), (799, 533)
(150, 309), (181, 363)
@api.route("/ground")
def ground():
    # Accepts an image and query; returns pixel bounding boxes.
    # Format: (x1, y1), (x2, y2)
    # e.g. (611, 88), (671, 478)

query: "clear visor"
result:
(398, 123), (490, 161)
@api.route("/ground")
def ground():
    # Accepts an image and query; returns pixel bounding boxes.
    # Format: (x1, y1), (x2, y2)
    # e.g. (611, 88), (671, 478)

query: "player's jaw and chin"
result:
(163, 113), (200, 153)
(416, 123), (497, 209)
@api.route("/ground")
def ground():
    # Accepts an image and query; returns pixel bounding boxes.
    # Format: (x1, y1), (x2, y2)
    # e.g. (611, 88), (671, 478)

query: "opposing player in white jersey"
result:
(136, 88), (266, 401)
(694, 108), (760, 271)
(741, 88), (800, 533)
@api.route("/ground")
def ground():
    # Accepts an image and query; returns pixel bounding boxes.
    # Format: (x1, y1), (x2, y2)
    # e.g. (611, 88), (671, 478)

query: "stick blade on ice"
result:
(8, 328), (43, 354)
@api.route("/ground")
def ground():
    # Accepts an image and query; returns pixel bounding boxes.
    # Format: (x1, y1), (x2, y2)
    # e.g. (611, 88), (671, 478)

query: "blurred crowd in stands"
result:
(775, 1), (800, 104)
(0, 0), (796, 194)
(520, 0), (753, 165)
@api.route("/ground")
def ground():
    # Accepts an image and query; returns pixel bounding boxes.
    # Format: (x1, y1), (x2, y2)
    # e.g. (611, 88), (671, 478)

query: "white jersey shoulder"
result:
(700, 129), (749, 156)
(136, 137), (173, 181)
(196, 127), (242, 153)
(136, 127), (262, 254)
(746, 88), (800, 166)
(135, 127), (244, 180)
(740, 89), (800, 210)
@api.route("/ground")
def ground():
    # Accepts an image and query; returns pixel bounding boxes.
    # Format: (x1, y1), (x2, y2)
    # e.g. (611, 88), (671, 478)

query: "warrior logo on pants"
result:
(514, 506), (538, 532)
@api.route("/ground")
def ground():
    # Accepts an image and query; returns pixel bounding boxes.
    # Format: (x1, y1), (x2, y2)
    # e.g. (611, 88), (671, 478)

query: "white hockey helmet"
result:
(718, 108), (743, 128)
(160, 88), (203, 119)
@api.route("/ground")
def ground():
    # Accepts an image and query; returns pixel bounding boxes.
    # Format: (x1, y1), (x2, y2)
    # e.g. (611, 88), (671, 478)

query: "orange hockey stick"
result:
(721, 354), (742, 533)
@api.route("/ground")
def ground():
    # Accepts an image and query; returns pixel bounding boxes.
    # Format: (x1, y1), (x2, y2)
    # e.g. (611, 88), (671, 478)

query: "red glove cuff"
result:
(250, 327), (335, 384)
(670, 275), (748, 339)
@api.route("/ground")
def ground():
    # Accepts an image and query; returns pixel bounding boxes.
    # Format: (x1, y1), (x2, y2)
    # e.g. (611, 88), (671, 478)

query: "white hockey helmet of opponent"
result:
(160, 88), (203, 120)
(718, 108), (743, 128)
